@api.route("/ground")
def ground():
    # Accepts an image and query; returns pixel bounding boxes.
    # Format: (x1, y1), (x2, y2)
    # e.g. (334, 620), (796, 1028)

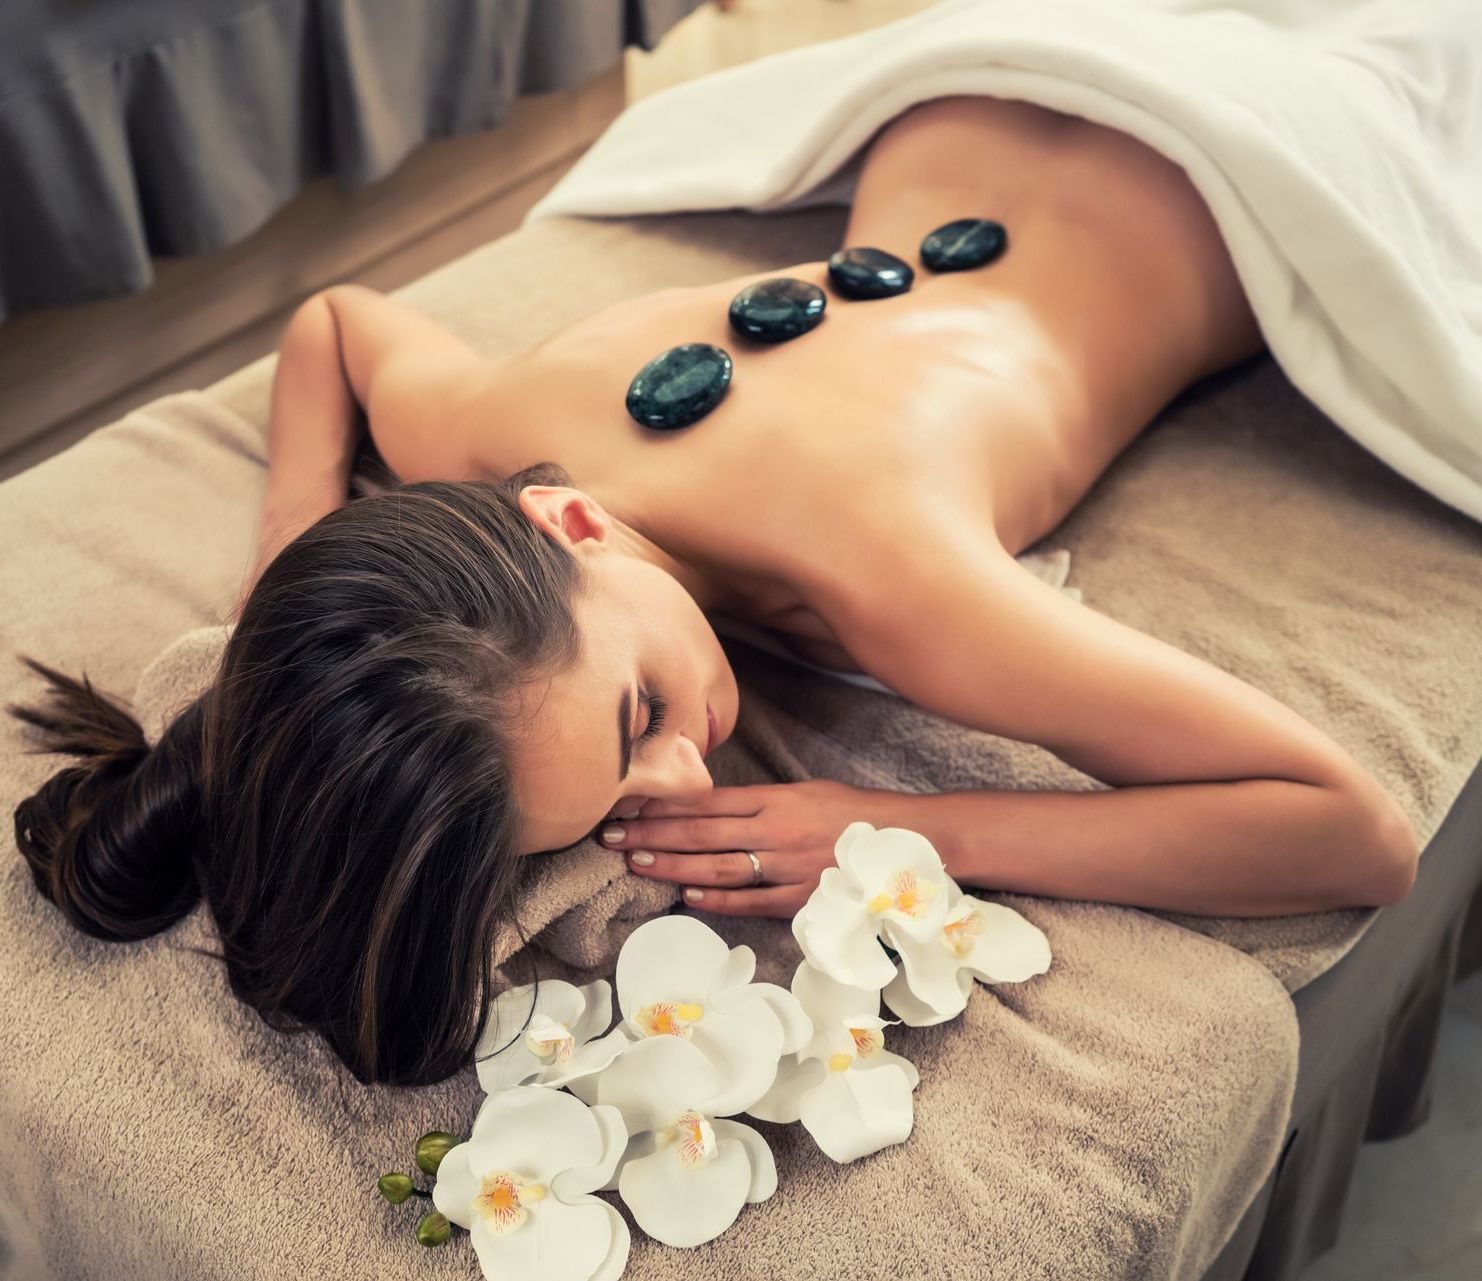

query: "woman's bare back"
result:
(458, 95), (1266, 673)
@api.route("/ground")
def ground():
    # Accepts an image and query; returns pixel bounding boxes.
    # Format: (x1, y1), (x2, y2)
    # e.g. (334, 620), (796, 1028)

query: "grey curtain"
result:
(0, 0), (704, 322)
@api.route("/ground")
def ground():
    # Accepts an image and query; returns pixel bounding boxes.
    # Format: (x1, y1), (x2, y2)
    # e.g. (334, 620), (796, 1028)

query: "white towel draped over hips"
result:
(528, 0), (1482, 527)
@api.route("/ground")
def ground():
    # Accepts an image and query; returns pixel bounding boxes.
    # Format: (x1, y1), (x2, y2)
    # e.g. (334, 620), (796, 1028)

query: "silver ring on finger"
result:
(744, 850), (764, 886)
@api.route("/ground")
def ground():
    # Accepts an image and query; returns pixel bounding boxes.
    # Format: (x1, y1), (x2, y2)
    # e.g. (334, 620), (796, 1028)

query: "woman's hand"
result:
(598, 779), (874, 918)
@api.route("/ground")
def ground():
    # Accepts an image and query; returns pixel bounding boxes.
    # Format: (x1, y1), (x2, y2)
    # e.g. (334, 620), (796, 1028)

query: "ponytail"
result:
(8, 655), (205, 942)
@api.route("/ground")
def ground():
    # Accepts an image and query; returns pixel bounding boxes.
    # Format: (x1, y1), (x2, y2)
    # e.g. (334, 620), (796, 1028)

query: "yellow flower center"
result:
(943, 905), (986, 958)
(634, 1000), (705, 1039)
(523, 1021), (575, 1064)
(865, 868), (941, 918)
(474, 1171), (547, 1234)
(827, 1052), (854, 1072)
(654, 1109), (718, 1169)
(849, 1025), (884, 1057)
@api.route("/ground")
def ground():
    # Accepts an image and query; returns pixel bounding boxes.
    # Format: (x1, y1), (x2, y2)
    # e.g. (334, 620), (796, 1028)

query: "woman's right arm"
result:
(232, 292), (359, 620)
(232, 286), (490, 619)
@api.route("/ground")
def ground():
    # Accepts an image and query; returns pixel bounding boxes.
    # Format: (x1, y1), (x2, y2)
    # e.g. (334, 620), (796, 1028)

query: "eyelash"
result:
(638, 691), (668, 743)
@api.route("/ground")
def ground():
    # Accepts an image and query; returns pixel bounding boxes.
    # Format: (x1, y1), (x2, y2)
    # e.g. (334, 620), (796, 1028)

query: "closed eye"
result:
(639, 691), (668, 742)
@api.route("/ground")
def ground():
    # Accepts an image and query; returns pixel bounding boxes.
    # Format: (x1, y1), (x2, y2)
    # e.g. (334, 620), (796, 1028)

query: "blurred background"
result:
(0, 0), (931, 484)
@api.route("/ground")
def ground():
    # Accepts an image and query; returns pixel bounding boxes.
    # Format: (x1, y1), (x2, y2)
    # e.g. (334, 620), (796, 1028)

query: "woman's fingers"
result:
(625, 848), (797, 888)
(678, 883), (811, 918)
(632, 787), (767, 819)
(600, 812), (759, 853)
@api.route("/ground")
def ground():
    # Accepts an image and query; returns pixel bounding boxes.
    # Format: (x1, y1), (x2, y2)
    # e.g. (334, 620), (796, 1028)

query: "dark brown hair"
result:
(8, 467), (588, 1087)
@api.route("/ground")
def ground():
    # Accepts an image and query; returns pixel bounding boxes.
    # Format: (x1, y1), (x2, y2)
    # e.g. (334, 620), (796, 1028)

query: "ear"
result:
(516, 485), (610, 549)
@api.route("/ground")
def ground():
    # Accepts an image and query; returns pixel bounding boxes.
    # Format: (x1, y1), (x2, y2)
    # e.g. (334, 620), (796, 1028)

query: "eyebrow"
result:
(618, 684), (633, 782)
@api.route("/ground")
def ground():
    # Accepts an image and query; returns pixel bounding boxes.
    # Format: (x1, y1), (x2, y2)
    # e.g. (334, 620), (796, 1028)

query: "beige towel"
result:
(5, 207), (1479, 1281)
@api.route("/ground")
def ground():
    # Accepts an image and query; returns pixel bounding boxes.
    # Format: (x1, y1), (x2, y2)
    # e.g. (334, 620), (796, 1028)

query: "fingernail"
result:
(684, 888), (705, 902)
(630, 851), (654, 866)
(601, 826), (624, 844)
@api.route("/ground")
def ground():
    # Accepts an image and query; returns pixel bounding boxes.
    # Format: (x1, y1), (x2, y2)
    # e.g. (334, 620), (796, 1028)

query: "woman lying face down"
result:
(7, 95), (1421, 1088)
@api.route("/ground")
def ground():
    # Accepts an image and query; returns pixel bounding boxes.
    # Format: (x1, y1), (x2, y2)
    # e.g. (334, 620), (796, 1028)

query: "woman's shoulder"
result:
(747, 487), (1015, 676)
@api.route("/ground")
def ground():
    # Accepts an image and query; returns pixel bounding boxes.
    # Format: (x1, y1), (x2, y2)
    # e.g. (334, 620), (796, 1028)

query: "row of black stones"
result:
(625, 217), (1008, 431)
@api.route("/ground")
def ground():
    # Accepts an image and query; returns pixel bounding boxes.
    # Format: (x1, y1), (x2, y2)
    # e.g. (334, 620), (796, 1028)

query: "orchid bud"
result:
(377, 1173), (414, 1205)
(417, 1211), (451, 1247)
(415, 1130), (459, 1175)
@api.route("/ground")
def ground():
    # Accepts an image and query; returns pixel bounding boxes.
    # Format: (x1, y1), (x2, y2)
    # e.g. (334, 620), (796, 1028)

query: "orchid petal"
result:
(856, 1047), (921, 1091)
(564, 1065), (603, 1107)
(616, 914), (732, 1018)
(792, 868), (897, 990)
(585, 1033), (721, 1135)
(790, 960), (883, 1062)
(549, 1104), (629, 1202)
(710, 1117), (778, 1202)
(563, 1026), (637, 1104)
(617, 1131), (753, 1248)
(744, 1052), (828, 1125)
(712, 979), (812, 1055)
(542, 1025), (631, 1089)
(799, 1063), (915, 1163)
(881, 964), (972, 1027)
(690, 993), (785, 1116)
(602, 1130), (660, 1193)
(586, 1197), (632, 1281)
(468, 1184), (613, 1281)
(464, 1087), (605, 1186)
(569, 978), (616, 1044)
(954, 900), (1053, 983)
(714, 942), (757, 991)
(842, 825), (948, 898)
(474, 979), (590, 1093)
(429, 1140), (479, 1231)
(830, 821), (881, 896)
(884, 916), (975, 1019)
(837, 825), (954, 941)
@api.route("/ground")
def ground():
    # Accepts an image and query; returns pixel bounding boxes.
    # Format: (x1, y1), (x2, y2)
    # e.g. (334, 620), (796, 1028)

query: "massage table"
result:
(1, 200), (1479, 1281)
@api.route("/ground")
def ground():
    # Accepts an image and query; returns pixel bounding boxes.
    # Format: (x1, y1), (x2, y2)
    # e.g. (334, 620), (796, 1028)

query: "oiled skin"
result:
(449, 95), (1266, 666)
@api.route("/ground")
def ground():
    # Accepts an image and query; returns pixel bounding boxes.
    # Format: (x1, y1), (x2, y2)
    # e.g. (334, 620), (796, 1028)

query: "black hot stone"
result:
(920, 218), (1008, 272)
(826, 247), (914, 300)
(727, 277), (827, 343)
(625, 342), (733, 431)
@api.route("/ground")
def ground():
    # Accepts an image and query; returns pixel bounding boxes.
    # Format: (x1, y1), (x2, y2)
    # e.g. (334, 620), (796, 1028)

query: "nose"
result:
(608, 731), (713, 819)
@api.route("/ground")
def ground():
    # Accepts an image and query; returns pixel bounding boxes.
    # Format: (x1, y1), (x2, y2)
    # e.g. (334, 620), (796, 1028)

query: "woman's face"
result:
(508, 485), (737, 857)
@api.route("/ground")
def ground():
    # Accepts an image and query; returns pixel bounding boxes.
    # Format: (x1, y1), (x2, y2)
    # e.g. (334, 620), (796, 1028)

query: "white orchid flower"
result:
(473, 978), (630, 1094)
(431, 1085), (630, 1281)
(882, 885), (1052, 1026)
(568, 913), (811, 1118)
(748, 960), (919, 1162)
(791, 821), (954, 991)
(577, 1032), (777, 1247)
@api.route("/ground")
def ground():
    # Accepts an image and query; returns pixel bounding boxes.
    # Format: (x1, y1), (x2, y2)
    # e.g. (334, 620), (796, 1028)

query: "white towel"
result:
(529, 0), (1482, 526)
(709, 545), (1080, 698)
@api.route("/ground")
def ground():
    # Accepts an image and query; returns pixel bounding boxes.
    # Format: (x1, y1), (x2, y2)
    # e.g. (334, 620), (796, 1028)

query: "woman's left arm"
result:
(846, 777), (1417, 917)
(817, 515), (1421, 916)
(602, 770), (1414, 919)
